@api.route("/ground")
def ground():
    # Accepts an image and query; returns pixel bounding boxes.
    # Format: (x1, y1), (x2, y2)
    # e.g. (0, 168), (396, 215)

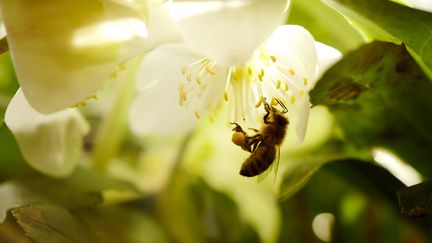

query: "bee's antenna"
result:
(275, 98), (288, 113)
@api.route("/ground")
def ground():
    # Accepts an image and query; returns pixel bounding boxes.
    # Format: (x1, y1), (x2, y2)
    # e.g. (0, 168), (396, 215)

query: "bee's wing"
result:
(256, 146), (280, 183)
(273, 146), (280, 182)
(257, 165), (272, 183)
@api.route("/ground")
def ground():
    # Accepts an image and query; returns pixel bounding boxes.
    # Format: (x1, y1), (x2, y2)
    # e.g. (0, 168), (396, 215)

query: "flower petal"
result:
(264, 25), (318, 80)
(130, 44), (199, 135)
(0, 0), (157, 113)
(169, 0), (289, 66)
(406, 0), (432, 12)
(293, 96), (310, 143)
(5, 89), (90, 178)
(314, 41), (342, 80)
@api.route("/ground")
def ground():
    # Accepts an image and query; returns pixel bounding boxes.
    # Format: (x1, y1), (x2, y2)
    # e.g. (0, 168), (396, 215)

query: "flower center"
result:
(178, 49), (309, 121)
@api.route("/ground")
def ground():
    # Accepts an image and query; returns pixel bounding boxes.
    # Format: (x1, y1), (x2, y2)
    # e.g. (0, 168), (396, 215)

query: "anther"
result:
(255, 96), (265, 108)
(194, 111), (201, 119)
(290, 95), (296, 104)
(181, 66), (187, 75)
(303, 77), (308, 86)
(289, 68), (295, 76)
(276, 80), (281, 89)
(270, 55), (277, 63)
(206, 66), (215, 75)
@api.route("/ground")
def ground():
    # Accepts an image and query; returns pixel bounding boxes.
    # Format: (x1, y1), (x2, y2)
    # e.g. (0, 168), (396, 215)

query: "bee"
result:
(231, 99), (289, 178)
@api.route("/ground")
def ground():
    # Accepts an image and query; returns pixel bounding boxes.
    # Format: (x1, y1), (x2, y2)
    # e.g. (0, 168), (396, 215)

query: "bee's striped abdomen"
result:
(239, 143), (276, 177)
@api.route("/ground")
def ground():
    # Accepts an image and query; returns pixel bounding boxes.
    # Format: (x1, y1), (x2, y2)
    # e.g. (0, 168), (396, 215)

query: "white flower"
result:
(5, 89), (90, 178)
(404, 0), (432, 12)
(130, 0), (341, 142)
(0, 0), (178, 114)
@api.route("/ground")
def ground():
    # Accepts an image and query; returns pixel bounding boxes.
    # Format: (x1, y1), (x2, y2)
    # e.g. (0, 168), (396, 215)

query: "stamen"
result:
(300, 90), (305, 97)
(258, 68), (265, 81)
(247, 66), (253, 75)
(271, 97), (278, 106)
(270, 55), (277, 63)
(290, 95), (296, 104)
(255, 96), (265, 108)
(289, 68), (295, 76)
(194, 111), (201, 119)
(303, 77), (308, 86)
(206, 65), (216, 75)
(276, 80), (281, 89)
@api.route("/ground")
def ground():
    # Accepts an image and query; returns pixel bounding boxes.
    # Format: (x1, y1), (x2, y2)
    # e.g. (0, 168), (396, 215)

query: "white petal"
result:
(406, 0), (432, 12)
(293, 96), (310, 143)
(129, 44), (199, 135)
(144, 2), (182, 49)
(5, 89), (90, 178)
(135, 43), (201, 91)
(0, 0), (162, 113)
(314, 41), (342, 80)
(129, 89), (197, 135)
(169, 0), (289, 66)
(265, 25), (318, 79)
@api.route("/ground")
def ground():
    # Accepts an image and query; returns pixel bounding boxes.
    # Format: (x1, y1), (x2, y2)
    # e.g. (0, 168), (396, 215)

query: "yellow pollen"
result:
(258, 69), (265, 81)
(196, 76), (202, 85)
(186, 73), (192, 82)
(119, 65), (126, 71)
(247, 67), (253, 75)
(255, 96), (265, 108)
(284, 83), (289, 91)
(206, 66), (215, 75)
(289, 68), (295, 76)
(290, 95), (296, 104)
(270, 55), (277, 63)
(224, 91), (229, 101)
(181, 66), (187, 75)
(110, 72), (117, 78)
(276, 80), (281, 89)
(194, 111), (201, 119)
(300, 90), (305, 96)
(303, 77), (308, 86)
(271, 97), (278, 106)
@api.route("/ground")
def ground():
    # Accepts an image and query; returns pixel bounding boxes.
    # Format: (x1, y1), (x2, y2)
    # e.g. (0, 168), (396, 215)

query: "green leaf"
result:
(12, 204), (167, 243)
(0, 168), (140, 223)
(279, 160), (322, 200)
(0, 125), (30, 180)
(0, 38), (8, 55)
(322, 159), (406, 205)
(397, 181), (432, 217)
(157, 176), (259, 243)
(76, 205), (168, 243)
(288, 0), (364, 52)
(310, 41), (432, 177)
(323, 0), (432, 75)
(12, 205), (97, 243)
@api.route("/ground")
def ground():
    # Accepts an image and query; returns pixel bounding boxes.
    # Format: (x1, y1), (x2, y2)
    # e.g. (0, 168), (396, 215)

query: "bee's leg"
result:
(248, 128), (260, 133)
(246, 134), (263, 152)
(263, 109), (271, 124)
(230, 122), (246, 133)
